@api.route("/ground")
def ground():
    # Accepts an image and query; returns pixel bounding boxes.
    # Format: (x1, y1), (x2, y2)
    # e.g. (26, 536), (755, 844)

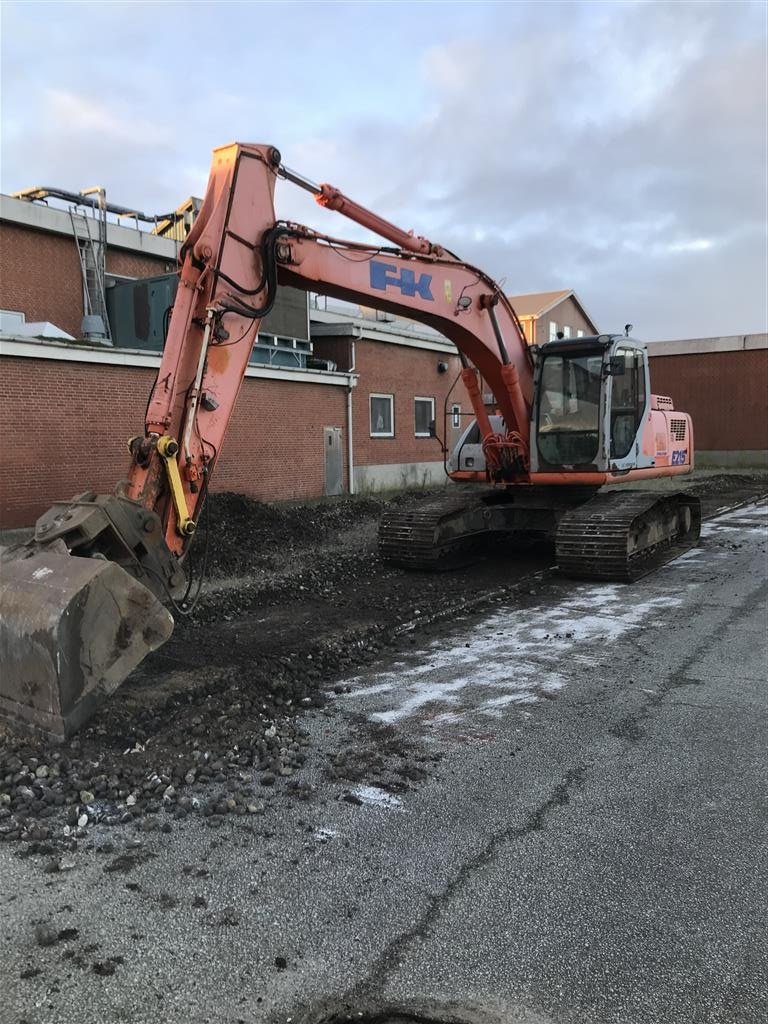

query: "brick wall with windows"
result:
(349, 339), (470, 467)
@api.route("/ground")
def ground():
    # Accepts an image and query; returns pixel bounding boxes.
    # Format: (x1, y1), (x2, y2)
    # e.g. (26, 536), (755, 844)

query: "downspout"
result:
(347, 338), (357, 494)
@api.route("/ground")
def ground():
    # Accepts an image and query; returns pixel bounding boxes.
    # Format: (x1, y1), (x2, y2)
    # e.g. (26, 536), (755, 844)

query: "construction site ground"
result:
(1, 472), (766, 1024)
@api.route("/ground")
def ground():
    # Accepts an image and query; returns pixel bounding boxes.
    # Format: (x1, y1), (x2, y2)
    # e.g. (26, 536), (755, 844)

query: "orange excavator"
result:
(0, 142), (700, 739)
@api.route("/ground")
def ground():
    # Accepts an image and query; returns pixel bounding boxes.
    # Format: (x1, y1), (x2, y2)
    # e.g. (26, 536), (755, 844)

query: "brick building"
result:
(512, 289), (599, 345)
(0, 193), (469, 528)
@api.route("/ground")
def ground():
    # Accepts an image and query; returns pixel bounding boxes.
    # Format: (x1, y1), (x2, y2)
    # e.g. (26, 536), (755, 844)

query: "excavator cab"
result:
(531, 334), (651, 474)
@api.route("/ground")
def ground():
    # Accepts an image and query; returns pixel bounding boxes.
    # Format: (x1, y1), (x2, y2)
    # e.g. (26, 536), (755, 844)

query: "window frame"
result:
(369, 393), (395, 438)
(451, 403), (461, 429)
(548, 320), (558, 342)
(536, 350), (603, 466)
(563, 326), (571, 338)
(414, 396), (436, 438)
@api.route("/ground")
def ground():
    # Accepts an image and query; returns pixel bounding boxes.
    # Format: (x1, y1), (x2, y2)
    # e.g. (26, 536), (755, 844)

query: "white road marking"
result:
(352, 785), (403, 809)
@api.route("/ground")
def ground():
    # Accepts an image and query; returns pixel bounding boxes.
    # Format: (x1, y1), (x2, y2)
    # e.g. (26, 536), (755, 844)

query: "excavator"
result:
(0, 142), (700, 740)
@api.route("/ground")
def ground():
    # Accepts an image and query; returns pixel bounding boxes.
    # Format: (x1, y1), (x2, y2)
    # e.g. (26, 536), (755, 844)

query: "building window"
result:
(577, 329), (585, 338)
(549, 321), (558, 341)
(451, 403), (461, 429)
(563, 326), (571, 338)
(414, 396), (435, 437)
(370, 394), (394, 437)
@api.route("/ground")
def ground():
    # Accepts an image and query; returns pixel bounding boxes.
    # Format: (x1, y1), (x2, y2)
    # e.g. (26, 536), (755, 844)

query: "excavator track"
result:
(556, 490), (702, 582)
(378, 493), (495, 569)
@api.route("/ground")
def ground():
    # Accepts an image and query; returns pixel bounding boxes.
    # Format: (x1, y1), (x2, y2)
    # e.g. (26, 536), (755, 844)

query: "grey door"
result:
(324, 427), (343, 496)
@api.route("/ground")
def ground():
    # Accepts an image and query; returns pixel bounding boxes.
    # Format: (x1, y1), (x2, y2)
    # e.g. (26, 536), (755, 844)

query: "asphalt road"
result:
(2, 502), (766, 1024)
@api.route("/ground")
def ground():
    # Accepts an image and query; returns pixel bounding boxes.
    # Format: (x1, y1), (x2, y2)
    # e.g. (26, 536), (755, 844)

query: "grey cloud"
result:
(315, 2), (766, 338)
(1, 0), (764, 339)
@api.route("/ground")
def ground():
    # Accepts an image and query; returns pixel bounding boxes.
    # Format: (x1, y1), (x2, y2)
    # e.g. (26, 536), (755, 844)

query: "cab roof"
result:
(540, 333), (640, 353)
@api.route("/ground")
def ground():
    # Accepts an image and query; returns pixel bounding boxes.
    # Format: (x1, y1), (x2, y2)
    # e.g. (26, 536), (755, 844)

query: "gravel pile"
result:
(0, 620), (392, 850)
(204, 489), (434, 579)
(1, 491), (453, 849)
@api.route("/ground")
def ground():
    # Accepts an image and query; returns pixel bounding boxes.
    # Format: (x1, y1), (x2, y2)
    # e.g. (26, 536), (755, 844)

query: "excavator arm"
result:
(0, 141), (536, 739)
(127, 142), (534, 556)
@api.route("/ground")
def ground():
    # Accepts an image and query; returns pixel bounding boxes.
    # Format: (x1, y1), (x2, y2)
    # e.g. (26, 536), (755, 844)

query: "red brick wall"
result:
(212, 377), (347, 500)
(107, 250), (175, 281)
(0, 357), (347, 528)
(1, 225), (83, 338)
(0, 223), (172, 338)
(649, 349), (768, 451)
(4, 345), (764, 529)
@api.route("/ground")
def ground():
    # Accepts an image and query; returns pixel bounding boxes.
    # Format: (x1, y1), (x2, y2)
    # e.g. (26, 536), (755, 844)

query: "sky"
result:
(1, 0), (766, 340)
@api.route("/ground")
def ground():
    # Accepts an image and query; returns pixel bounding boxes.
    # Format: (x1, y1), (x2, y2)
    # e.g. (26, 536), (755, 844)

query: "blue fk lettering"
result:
(369, 260), (434, 301)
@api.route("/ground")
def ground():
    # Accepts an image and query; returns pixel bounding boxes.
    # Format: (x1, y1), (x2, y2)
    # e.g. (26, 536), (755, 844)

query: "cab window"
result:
(537, 351), (603, 465)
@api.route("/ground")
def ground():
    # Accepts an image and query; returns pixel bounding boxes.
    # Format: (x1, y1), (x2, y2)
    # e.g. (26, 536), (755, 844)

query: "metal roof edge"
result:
(0, 336), (355, 386)
(0, 194), (180, 261)
(646, 333), (768, 356)
(309, 309), (457, 352)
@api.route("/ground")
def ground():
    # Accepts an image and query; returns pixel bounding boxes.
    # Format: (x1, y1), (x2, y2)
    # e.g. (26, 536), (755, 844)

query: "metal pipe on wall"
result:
(347, 339), (356, 494)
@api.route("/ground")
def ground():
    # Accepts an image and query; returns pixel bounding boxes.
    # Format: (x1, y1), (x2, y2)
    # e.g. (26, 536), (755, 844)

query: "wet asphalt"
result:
(1, 502), (766, 1024)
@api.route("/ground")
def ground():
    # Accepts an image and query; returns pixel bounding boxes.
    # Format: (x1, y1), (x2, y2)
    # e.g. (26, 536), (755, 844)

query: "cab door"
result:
(607, 346), (651, 471)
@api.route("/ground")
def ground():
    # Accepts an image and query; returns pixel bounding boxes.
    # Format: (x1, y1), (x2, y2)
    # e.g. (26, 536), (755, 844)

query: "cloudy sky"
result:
(2, 0), (765, 340)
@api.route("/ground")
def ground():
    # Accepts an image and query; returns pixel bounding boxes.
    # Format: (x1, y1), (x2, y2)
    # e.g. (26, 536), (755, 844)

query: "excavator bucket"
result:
(0, 546), (174, 741)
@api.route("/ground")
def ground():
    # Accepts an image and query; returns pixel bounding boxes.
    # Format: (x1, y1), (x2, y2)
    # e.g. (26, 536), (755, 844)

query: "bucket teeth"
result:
(0, 546), (173, 740)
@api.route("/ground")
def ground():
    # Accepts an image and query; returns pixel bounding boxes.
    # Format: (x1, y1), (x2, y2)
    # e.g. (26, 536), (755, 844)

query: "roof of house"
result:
(507, 289), (573, 317)
(508, 289), (599, 332)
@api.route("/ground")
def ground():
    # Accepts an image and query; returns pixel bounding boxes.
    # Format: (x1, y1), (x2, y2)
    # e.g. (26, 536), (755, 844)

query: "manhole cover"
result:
(317, 1017), (455, 1024)
(303, 1003), (550, 1024)
(310, 1009), (496, 1024)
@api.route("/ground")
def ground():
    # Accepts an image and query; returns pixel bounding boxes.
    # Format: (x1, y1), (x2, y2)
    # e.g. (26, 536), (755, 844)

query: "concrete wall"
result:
(354, 461), (446, 492)
(313, 328), (470, 491)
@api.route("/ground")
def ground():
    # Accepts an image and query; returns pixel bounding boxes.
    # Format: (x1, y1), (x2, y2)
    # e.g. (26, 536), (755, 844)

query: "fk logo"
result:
(370, 260), (434, 301)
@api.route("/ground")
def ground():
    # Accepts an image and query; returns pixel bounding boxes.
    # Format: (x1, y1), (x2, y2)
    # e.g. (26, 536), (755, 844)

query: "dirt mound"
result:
(203, 490), (434, 578)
